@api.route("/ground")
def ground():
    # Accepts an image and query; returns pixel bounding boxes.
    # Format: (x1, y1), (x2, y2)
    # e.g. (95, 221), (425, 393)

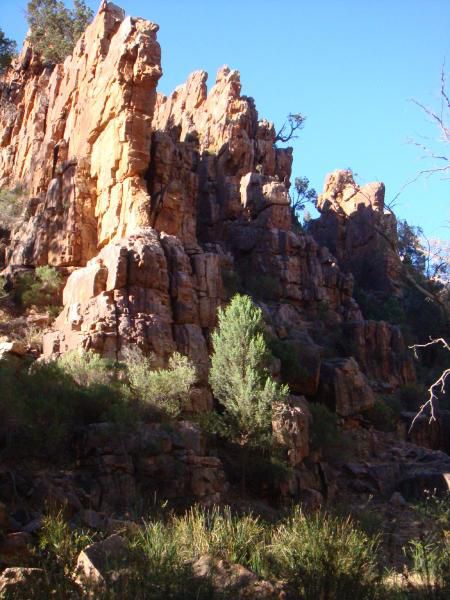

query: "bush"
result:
(9, 504), (448, 599)
(16, 265), (63, 310)
(0, 186), (27, 228)
(269, 507), (382, 600)
(269, 337), (312, 383)
(0, 358), (132, 459)
(124, 348), (196, 419)
(397, 383), (428, 412)
(364, 397), (399, 432)
(26, 0), (93, 64)
(57, 348), (114, 388)
(308, 402), (353, 461)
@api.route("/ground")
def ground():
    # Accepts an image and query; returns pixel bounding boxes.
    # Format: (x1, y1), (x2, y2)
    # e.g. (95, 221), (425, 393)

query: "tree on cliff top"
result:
(26, 0), (93, 64)
(0, 28), (17, 72)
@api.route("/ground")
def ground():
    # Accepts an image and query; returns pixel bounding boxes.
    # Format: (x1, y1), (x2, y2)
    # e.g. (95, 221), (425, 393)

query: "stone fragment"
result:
(0, 568), (45, 595)
(192, 555), (284, 599)
(75, 534), (129, 588)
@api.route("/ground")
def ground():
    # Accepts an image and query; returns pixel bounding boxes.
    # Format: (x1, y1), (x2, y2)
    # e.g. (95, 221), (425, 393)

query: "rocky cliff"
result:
(0, 1), (415, 423)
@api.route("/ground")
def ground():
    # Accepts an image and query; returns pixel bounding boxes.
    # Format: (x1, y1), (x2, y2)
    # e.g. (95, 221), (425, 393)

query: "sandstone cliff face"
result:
(0, 2), (414, 425)
(1, 1), (161, 265)
(309, 169), (402, 295)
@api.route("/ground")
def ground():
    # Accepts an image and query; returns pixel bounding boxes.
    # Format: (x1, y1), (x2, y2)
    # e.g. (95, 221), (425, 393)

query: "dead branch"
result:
(408, 338), (450, 431)
(275, 113), (305, 144)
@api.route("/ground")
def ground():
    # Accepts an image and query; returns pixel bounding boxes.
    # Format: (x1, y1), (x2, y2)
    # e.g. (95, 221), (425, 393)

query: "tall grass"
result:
(5, 506), (448, 599)
(269, 507), (382, 599)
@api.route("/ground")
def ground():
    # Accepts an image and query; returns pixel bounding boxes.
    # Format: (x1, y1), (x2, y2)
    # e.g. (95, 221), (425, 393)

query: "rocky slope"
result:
(2, 0), (446, 511)
(1, 2), (414, 407)
(1, 7), (449, 593)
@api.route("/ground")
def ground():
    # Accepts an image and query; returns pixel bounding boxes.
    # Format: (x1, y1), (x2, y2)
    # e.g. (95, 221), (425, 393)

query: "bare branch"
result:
(408, 338), (450, 431)
(275, 113), (305, 144)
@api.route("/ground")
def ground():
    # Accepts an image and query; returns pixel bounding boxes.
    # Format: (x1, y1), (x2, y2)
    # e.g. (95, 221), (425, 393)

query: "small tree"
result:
(0, 28), (17, 72)
(209, 294), (289, 453)
(26, 0), (93, 64)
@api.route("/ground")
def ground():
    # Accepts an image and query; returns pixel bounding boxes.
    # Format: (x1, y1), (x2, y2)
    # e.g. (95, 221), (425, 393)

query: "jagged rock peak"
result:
(317, 169), (386, 216)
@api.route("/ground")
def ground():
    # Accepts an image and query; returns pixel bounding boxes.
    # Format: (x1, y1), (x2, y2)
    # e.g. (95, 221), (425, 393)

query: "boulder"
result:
(192, 555), (284, 599)
(0, 568), (45, 595)
(75, 534), (129, 589)
(318, 357), (375, 417)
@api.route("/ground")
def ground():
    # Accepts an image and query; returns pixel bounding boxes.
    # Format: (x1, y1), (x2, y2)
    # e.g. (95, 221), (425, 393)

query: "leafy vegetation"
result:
(20, 265), (63, 308)
(210, 294), (289, 450)
(123, 348), (196, 419)
(0, 186), (27, 228)
(0, 355), (131, 459)
(9, 504), (446, 599)
(26, 0), (93, 64)
(0, 28), (17, 72)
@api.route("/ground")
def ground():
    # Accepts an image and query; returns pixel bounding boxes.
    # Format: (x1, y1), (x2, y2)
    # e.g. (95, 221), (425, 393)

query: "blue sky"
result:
(2, 0), (450, 241)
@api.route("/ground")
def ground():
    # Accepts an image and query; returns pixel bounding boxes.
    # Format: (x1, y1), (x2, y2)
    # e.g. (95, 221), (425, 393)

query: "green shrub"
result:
(0, 358), (132, 459)
(407, 536), (450, 598)
(269, 507), (382, 600)
(39, 510), (93, 573)
(413, 491), (450, 531)
(221, 267), (242, 299)
(26, 0), (93, 64)
(269, 337), (312, 383)
(210, 294), (289, 449)
(245, 273), (280, 301)
(309, 402), (353, 461)
(0, 28), (17, 72)
(364, 397), (399, 432)
(0, 186), (27, 228)
(16, 265), (63, 310)
(57, 348), (114, 388)
(124, 348), (196, 419)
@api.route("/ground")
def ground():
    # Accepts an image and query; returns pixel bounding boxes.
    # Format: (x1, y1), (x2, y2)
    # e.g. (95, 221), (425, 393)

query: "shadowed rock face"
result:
(0, 2), (414, 417)
(309, 169), (402, 295)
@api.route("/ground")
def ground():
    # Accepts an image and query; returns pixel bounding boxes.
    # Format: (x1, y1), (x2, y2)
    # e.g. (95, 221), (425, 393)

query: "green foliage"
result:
(364, 397), (400, 432)
(0, 186), (27, 228)
(309, 402), (352, 460)
(413, 492), (450, 532)
(221, 267), (242, 299)
(245, 272), (280, 301)
(0, 357), (133, 459)
(16, 265), (62, 310)
(39, 510), (93, 573)
(26, 0), (93, 64)
(354, 286), (406, 325)
(0, 28), (17, 71)
(268, 337), (311, 383)
(407, 536), (450, 598)
(0, 276), (7, 300)
(397, 220), (427, 276)
(57, 348), (115, 388)
(290, 175), (318, 228)
(209, 294), (289, 448)
(269, 507), (382, 600)
(4, 503), (449, 598)
(124, 348), (196, 419)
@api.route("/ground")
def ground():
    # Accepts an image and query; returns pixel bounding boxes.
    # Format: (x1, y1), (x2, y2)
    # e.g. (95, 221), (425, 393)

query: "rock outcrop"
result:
(1, 1), (161, 266)
(0, 2), (414, 425)
(309, 169), (402, 295)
